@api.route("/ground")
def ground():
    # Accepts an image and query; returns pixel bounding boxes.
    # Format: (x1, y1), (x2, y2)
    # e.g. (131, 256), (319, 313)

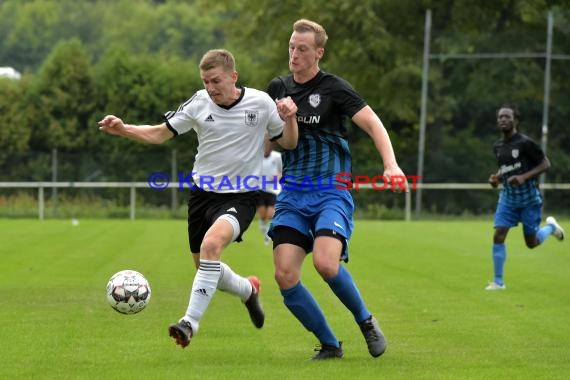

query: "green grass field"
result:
(1, 218), (568, 380)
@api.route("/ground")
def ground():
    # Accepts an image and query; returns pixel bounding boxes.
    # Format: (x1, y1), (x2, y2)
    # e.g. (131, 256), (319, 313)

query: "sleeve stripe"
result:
(269, 131), (283, 141)
(164, 120), (179, 137)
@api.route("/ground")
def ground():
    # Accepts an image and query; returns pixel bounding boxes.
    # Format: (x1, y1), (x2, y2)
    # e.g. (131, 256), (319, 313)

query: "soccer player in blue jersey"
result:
(486, 104), (564, 291)
(266, 19), (407, 360)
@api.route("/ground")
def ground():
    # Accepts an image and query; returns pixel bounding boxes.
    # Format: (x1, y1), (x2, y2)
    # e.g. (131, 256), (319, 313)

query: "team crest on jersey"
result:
(309, 94), (321, 108)
(511, 149), (519, 158)
(245, 110), (259, 127)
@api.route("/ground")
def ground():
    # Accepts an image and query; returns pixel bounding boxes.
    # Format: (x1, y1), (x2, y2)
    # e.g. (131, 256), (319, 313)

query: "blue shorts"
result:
(270, 189), (354, 260)
(494, 201), (542, 235)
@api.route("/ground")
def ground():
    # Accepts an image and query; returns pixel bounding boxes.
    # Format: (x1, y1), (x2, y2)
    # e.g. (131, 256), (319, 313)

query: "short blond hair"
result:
(199, 49), (236, 72)
(293, 19), (328, 48)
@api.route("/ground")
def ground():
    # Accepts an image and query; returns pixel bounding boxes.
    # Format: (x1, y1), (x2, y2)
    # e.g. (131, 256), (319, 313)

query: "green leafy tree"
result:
(0, 77), (33, 181)
(0, 0), (61, 72)
(29, 39), (95, 152)
(91, 49), (202, 183)
(205, 0), (570, 216)
(0, 78), (29, 154)
(1, 0), (568, 214)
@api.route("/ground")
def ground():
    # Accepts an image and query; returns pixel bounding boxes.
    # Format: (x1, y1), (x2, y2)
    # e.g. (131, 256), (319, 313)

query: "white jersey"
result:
(260, 150), (282, 195)
(165, 87), (284, 193)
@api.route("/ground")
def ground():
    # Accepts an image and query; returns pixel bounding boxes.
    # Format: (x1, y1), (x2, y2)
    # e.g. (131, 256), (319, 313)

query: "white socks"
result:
(217, 262), (253, 302)
(182, 260), (253, 333)
(182, 259), (221, 333)
(260, 220), (270, 238)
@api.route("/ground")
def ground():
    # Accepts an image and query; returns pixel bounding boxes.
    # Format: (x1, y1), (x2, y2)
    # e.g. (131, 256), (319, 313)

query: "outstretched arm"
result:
(353, 106), (408, 192)
(98, 115), (174, 144)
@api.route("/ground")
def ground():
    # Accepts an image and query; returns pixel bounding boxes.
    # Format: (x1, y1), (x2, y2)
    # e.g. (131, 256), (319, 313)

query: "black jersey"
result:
(266, 71), (366, 189)
(492, 132), (545, 207)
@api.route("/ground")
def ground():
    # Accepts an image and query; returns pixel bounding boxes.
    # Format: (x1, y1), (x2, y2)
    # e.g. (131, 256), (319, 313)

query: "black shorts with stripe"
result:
(187, 188), (258, 253)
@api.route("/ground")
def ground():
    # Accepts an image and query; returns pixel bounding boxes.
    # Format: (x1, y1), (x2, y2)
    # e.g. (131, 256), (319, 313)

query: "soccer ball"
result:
(106, 270), (151, 314)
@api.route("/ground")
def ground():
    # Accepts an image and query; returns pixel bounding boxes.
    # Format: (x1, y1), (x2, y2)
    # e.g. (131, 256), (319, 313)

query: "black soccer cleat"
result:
(168, 320), (193, 348)
(244, 276), (265, 328)
(359, 315), (387, 358)
(311, 341), (344, 360)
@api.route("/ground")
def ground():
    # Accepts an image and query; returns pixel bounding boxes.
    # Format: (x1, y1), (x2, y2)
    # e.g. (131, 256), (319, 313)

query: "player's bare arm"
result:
(275, 96), (299, 150)
(352, 105), (408, 191)
(488, 173), (501, 188)
(98, 115), (174, 144)
(507, 157), (550, 186)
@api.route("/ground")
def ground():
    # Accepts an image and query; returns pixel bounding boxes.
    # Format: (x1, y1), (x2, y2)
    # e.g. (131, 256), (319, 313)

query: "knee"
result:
(313, 257), (338, 279)
(493, 231), (507, 244)
(200, 237), (223, 259)
(274, 267), (299, 289)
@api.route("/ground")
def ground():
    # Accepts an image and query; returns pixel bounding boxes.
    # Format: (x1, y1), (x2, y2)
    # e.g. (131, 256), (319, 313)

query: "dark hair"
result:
(497, 103), (521, 122)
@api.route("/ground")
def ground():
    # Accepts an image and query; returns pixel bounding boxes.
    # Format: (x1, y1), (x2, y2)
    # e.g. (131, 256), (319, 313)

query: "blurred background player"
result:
(486, 103), (564, 291)
(257, 146), (282, 245)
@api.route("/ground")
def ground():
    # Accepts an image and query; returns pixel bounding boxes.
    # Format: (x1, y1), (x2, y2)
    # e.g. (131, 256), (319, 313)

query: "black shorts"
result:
(256, 191), (277, 207)
(187, 189), (258, 253)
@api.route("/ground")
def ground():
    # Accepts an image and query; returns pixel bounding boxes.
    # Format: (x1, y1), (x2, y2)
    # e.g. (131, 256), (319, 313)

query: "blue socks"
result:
(281, 282), (339, 347)
(326, 265), (370, 323)
(492, 223), (555, 286)
(281, 265), (372, 347)
(492, 243), (506, 285)
(536, 224), (554, 244)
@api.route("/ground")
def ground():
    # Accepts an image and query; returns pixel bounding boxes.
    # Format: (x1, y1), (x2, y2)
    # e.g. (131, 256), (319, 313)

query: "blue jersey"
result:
(266, 71), (366, 190)
(492, 133), (545, 207)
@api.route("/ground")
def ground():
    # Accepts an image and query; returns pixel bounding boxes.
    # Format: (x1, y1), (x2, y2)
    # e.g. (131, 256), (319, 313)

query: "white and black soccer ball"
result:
(106, 270), (151, 314)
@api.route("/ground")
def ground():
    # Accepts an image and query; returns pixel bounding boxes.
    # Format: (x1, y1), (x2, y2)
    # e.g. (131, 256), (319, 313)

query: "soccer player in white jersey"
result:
(257, 147), (282, 245)
(98, 49), (298, 349)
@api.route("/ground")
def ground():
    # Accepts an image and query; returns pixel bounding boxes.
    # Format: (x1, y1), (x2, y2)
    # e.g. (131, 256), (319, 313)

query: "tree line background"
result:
(1, 0), (569, 217)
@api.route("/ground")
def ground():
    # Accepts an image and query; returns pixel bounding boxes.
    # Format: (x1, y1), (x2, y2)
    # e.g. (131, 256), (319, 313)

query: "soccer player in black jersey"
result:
(486, 104), (564, 291)
(266, 19), (407, 360)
